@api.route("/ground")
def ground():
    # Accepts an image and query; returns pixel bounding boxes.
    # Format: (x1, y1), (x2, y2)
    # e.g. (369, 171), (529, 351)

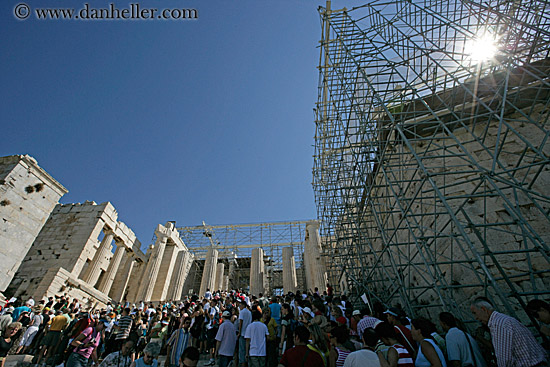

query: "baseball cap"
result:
(303, 307), (314, 318)
(352, 310), (361, 316)
(222, 311), (231, 317)
(383, 307), (401, 317)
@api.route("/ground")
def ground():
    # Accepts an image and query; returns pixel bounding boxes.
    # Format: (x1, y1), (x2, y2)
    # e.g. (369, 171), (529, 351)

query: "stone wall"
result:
(0, 155), (67, 292)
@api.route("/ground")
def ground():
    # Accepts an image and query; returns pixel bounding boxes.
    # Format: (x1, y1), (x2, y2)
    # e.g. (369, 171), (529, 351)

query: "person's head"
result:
(180, 346), (200, 367)
(182, 316), (192, 329)
(526, 299), (550, 324)
(143, 342), (161, 365)
(331, 306), (343, 318)
(410, 318), (436, 343)
(281, 303), (293, 318)
(352, 310), (361, 321)
(329, 325), (348, 345)
(97, 316), (111, 330)
(121, 340), (134, 357)
(374, 321), (397, 345)
(308, 323), (328, 352)
(262, 307), (271, 320)
(383, 308), (403, 325)
(123, 307), (131, 316)
(438, 312), (457, 332)
(294, 325), (310, 345)
(238, 300), (246, 310)
(4, 322), (22, 337)
(363, 327), (379, 349)
(470, 298), (494, 325)
(252, 310), (262, 322)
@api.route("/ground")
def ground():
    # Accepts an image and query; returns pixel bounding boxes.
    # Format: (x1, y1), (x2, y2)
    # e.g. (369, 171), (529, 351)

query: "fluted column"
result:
(110, 252), (135, 302)
(82, 229), (114, 286)
(199, 248), (218, 297)
(283, 247), (298, 293)
(214, 263), (225, 291)
(138, 234), (168, 301)
(169, 250), (192, 300)
(250, 248), (265, 296)
(98, 243), (125, 294)
(223, 276), (229, 292)
(304, 221), (327, 292)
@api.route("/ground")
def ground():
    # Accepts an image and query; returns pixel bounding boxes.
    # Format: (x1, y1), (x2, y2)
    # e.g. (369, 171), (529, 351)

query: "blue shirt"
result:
(445, 327), (486, 367)
(268, 303), (281, 325)
(11, 306), (30, 322)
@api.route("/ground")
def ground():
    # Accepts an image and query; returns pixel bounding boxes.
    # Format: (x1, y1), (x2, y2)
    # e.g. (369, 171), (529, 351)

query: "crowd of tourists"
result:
(0, 288), (548, 367)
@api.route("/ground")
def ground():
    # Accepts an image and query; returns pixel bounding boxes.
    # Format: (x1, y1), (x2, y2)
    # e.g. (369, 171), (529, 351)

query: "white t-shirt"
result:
(343, 349), (380, 367)
(207, 306), (219, 329)
(238, 308), (252, 335)
(244, 321), (268, 357)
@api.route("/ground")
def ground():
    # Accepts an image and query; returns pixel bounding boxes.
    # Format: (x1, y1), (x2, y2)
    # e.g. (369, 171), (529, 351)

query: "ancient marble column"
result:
(199, 248), (218, 297)
(98, 242), (125, 294)
(168, 250), (192, 300)
(250, 248), (265, 296)
(223, 275), (229, 292)
(138, 234), (168, 301)
(282, 247), (298, 294)
(110, 252), (135, 303)
(82, 229), (115, 286)
(304, 221), (327, 292)
(214, 263), (225, 291)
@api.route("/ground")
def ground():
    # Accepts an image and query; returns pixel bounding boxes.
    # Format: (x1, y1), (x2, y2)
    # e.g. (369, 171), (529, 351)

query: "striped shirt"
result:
(335, 346), (351, 367)
(488, 311), (547, 367)
(392, 344), (414, 367)
(115, 316), (133, 340)
(167, 328), (190, 365)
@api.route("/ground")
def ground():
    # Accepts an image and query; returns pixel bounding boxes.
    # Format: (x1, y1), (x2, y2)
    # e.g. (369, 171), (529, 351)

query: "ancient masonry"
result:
(0, 155), (67, 293)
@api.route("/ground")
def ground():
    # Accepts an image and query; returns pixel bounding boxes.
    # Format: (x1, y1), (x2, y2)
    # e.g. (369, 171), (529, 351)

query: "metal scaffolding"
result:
(177, 221), (309, 294)
(313, 0), (550, 326)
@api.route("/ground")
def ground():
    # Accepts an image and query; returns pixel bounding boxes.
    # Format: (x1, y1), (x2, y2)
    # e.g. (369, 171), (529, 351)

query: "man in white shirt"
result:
(238, 300), (252, 367)
(245, 310), (269, 367)
(344, 328), (380, 367)
(215, 311), (237, 367)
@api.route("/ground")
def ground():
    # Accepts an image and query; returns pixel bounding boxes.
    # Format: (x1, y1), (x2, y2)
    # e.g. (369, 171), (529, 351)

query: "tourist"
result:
(357, 308), (381, 341)
(237, 299), (252, 367)
(344, 328), (381, 367)
(115, 308), (133, 352)
(17, 310), (42, 354)
(470, 298), (547, 367)
(263, 307), (278, 367)
(180, 346), (200, 367)
(12, 301), (33, 323)
(215, 311), (237, 367)
(438, 312), (485, 367)
(308, 323), (330, 365)
(0, 323), (22, 367)
(245, 310), (269, 367)
(99, 340), (135, 367)
(130, 342), (160, 367)
(278, 325), (325, 367)
(410, 318), (446, 367)
(269, 297), (282, 331)
(165, 317), (192, 367)
(66, 316), (110, 367)
(375, 322), (413, 367)
(205, 299), (221, 366)
(189, 304), (204, 351)
(385, 308), (416, 359)
(36, 309), (69, 366)
(526, 299), (550, 339)
(329, 325), (352, 367)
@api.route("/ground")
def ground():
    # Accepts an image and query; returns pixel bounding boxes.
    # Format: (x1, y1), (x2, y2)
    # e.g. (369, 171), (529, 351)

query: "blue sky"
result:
(1, 0), (349, 249)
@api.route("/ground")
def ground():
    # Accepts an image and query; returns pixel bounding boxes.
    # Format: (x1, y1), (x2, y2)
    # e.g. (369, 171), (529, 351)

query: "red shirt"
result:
(280, 345), (325, 367)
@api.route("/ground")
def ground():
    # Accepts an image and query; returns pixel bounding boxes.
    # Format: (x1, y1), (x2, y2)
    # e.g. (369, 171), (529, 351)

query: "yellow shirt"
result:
(49, 315), (68, 331)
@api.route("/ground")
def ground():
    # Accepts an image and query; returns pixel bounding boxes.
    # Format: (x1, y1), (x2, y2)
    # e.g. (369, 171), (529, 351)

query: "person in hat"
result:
(165, 317), (191, 367)
(350, 310), (362, 337)
(384, 308), (416, 359)
(237, 299), (252, 367)
(66, 316), (110, 367)
(214, 311), (237, 367)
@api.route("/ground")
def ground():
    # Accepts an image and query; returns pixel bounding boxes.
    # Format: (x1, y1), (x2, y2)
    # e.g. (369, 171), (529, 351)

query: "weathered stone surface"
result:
(0, 155), (67, 291)
(250, 248), (265, 296)
(304, 221), (327, 293)
(199, 248), (218, 297)
(282, 247), (297, 293)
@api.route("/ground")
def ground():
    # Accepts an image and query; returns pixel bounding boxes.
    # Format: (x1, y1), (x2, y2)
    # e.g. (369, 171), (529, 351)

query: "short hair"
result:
(181, 346), (200, 362)
(294, 325), (310, 343)
(251, 310), (262, 321)
(363, 328), (379, 348)
(143, 342), (161, 357)
(124, 307), (131, 314)
(439, 312), (457, 328)
(472, 297), (494, 311)
(183, 316), (192, 324)
(374, 322), (397, 339)
(330, 325), (349, 344)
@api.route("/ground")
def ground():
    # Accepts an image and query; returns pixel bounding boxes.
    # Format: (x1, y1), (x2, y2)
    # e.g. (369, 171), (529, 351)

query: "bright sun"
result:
(466, 32), (499, 64)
